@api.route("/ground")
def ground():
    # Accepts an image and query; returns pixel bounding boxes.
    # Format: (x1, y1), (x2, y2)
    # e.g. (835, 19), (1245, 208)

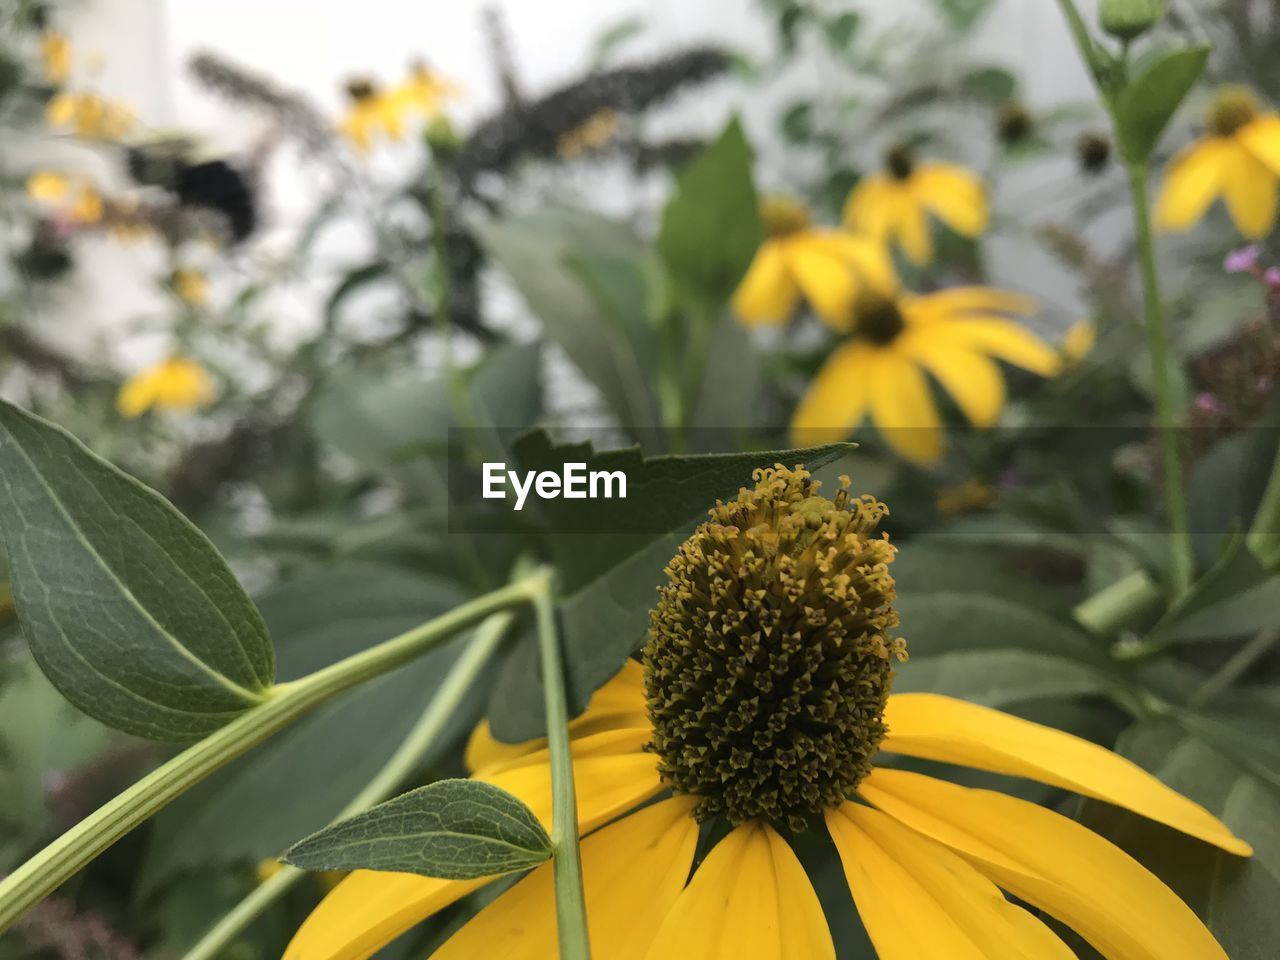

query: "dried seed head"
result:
(643, 465), (905, 832)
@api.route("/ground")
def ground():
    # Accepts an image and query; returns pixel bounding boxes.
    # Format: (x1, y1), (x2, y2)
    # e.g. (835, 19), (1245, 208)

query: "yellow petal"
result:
(910, 286), (1036, 320)
(891, 191), (933, 266)
(843, 174), (895, 235)
(26, 172), (69, 203)
(1220, 139), (1278, 239)
(1061, 317), (1096, 364)
(826, 802), (1074, 960)
(284, 748), (662, 960)
(733, 241), (800, 327)
(881, 693), (1252, 855)
(861, 768), (1233, 960)
(866, 348), (944, 465)
(1156, 138), (1230, 232)
(434, 797), (698, 960)
(643, 822), (834, 960)
(1239, 114), (1280, 173)
(782, 230), (891, 326)
(912, 163), (989, 237)
(790, 341), (873, 446)
(465, 660), (648, 774)
(901, 331), (1006, 428)
(116, 370), (162, 419)
(934, 316), (1060, 377)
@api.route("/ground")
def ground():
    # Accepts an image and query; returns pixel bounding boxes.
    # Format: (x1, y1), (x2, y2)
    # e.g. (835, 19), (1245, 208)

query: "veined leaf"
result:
(1116, 46), (1209, 164)
(284, 779), (551, 880)
(0, 401), (274, 741)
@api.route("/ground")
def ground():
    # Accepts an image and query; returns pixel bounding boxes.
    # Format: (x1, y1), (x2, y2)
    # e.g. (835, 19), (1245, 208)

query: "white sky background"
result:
(37, 0), (1104, 367)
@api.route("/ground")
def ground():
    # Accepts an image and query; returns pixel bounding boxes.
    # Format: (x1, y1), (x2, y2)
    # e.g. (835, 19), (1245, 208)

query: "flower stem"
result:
(1246, 441), (1280, 569)
(526, 568), (591, 960)
(1122, 162), (1195, 595)
(179, 607), (516, 960)
(0, 579), (534, 935)
(1074, 568), (1164, 635)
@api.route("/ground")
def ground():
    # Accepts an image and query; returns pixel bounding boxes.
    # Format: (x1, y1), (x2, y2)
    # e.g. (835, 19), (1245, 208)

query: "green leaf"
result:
(479, 210), (662, 434)
(960, 66), (1017, 104)
(142, 564), (474, 884)
(893, 649), (1113, 707)
(284, 779), (551, 879)
(0, 401), (274, 741)
(1075, 715), (1279, 957)
(1155, 535), (1279, 642)
(823, 12), (861, 50)
(1116, 46), (1210, 163)
(657, 117), (762, 315)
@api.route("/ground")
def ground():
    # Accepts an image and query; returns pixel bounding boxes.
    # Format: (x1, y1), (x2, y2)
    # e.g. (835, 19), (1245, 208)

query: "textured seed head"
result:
(642, 465), (906, 832)
(761, 196), (811, 238)
(1208, 87), (1260, 138)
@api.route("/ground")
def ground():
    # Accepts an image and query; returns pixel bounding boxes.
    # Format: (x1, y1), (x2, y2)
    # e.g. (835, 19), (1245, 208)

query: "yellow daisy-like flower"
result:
(391, 60), (461, 118)
(843, 146), (988, 265)
(792, 285), (1060, 464)
(46, 90), (135, 139)
(40, 31), (72, 86)
(116, 356), (216, 419)
(558, 108), (621, 159)
(26, 171), (104, 225)
(733, 197), (896, 328)
(1061, 317), (1096, 366)
(285, 466), (1249, 960)
(170, 268), (210, 308)
(337, 78), (405, 153)
(1156, 86), (1280, 239)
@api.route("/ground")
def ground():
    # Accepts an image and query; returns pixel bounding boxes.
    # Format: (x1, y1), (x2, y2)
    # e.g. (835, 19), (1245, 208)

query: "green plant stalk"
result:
(180, 607), (517, 960)
(1073, 568), (1164, 635)
(1188, 626), (1280, 709)
(1053, 0), (1195, 596)
(1246, 442), (1280, 567)
(0, 579), (535, 935)
(1123, 162), (1195, 596)
(527, 570), (591, 960)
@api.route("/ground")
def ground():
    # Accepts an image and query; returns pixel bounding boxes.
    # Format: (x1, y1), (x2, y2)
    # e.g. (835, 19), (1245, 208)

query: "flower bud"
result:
(1099, 0), (1167, 41)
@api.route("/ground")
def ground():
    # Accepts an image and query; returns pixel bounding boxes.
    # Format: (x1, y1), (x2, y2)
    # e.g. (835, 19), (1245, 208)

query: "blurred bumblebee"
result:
(124, 136), (258, 243)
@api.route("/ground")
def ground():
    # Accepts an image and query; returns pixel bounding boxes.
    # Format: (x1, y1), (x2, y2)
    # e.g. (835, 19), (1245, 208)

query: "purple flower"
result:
(1264, 267), (1280, 287)
(1224, 244), (1262, 274)
(1194, 392), (1227, 416)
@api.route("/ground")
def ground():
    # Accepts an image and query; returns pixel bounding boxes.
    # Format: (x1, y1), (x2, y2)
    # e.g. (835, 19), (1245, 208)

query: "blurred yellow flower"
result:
(170, 268), (210, 308)
(936, 478), (995, 517)
(843, 146), (988, 265)
(116, 356), (216, 418)
(26, 172), (104, 225)
(46, 91), (135, 139)
(1061, 317), (1096, 365)
(40, 31), (72, 85)
(392, 61), (460, 117)
(733, 197), (896, 328)
(792, 286), (1059, 464)
(1156, 87), (1280, 239)
(338, 78), (403, 153)
(558, 108), (620, 159)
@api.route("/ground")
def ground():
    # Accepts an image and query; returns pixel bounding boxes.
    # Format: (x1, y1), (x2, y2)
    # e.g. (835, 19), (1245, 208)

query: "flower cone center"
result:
(761, 196), (811, 238)
(1208, 88), (1259, 137)
(855, 295), (907, 346)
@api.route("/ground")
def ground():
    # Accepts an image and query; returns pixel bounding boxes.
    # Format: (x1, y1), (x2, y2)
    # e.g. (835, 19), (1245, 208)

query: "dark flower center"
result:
(643, 466), (905, 832)
(885, 144), (915, 181)
(855, 295), (907, 346)
(1208, 88), (1259, 138)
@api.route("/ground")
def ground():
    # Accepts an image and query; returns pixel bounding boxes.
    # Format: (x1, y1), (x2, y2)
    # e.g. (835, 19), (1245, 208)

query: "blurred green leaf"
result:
(480, 210), (662, 434)
(142, 564), (476, 885)
(929, 0), (995, 31)
(0, 401), (275, 741)
(285, 779), (550, 879)
(657, 118), (762, 316)
(1116, 46), (1209, 163)
(961, 66), (1017, 104)
(823, 12), (861, 50)
(589, 16), (646, 69)
(1156, 535), (1280, 642)
(893, 649), (1113, 706)
(780, 101), (815, 143)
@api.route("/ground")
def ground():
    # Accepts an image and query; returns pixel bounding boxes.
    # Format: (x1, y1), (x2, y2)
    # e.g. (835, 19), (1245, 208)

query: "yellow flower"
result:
(733, 197), (896, 328)
(337, 78), (404, 153)
(391, 61), (460, 117)
(1061, 317), (1096, 365)
(843, 146), (989, 265)
(116, 356), (216, 418)
(46, 91), (135, 139)
(26, 172), (103, 225)
(558, 108), (620, 159)
(935, 478), (995, 518)
(791, 286), (1060, 464)
(1156, 87), (1280, 239)
(284, 467), (1249, 960)
(40, 31), (72, 85)
(170, 268), (210, 308)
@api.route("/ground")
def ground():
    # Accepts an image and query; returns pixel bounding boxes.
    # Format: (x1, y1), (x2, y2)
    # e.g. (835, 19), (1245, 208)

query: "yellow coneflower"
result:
(170, 268), (210, 308)
(116, 356), (216, 418)
(733, 197), (895, 328)
(558, 108), (620, 159)
(391, 60), (460, 118)
(1156, 86), (1280, 239)
(284, 466), (1249, 960)
(39, 31), (72, 86)
(843, 145), (988, 265)
(46, 91), (135, 139)
(1061, 317), (1096, 365)
(337, 78), (404, 153)
(26, 172), (104, 225)
(791, 285), (1059, 464)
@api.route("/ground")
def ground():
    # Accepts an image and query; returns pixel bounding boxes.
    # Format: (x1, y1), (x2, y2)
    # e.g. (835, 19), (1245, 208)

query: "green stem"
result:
(1246, 441), (1280, 568)
(1123, 162), (1195, 596)
(1053, 0), (1107, 83)
(526, 570), (591, 960)
(180, 608), (516, 960)
(0, 579), (534, 935)
(1073, 568), (1165, 635)
(1188, 627), (1280, 710)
